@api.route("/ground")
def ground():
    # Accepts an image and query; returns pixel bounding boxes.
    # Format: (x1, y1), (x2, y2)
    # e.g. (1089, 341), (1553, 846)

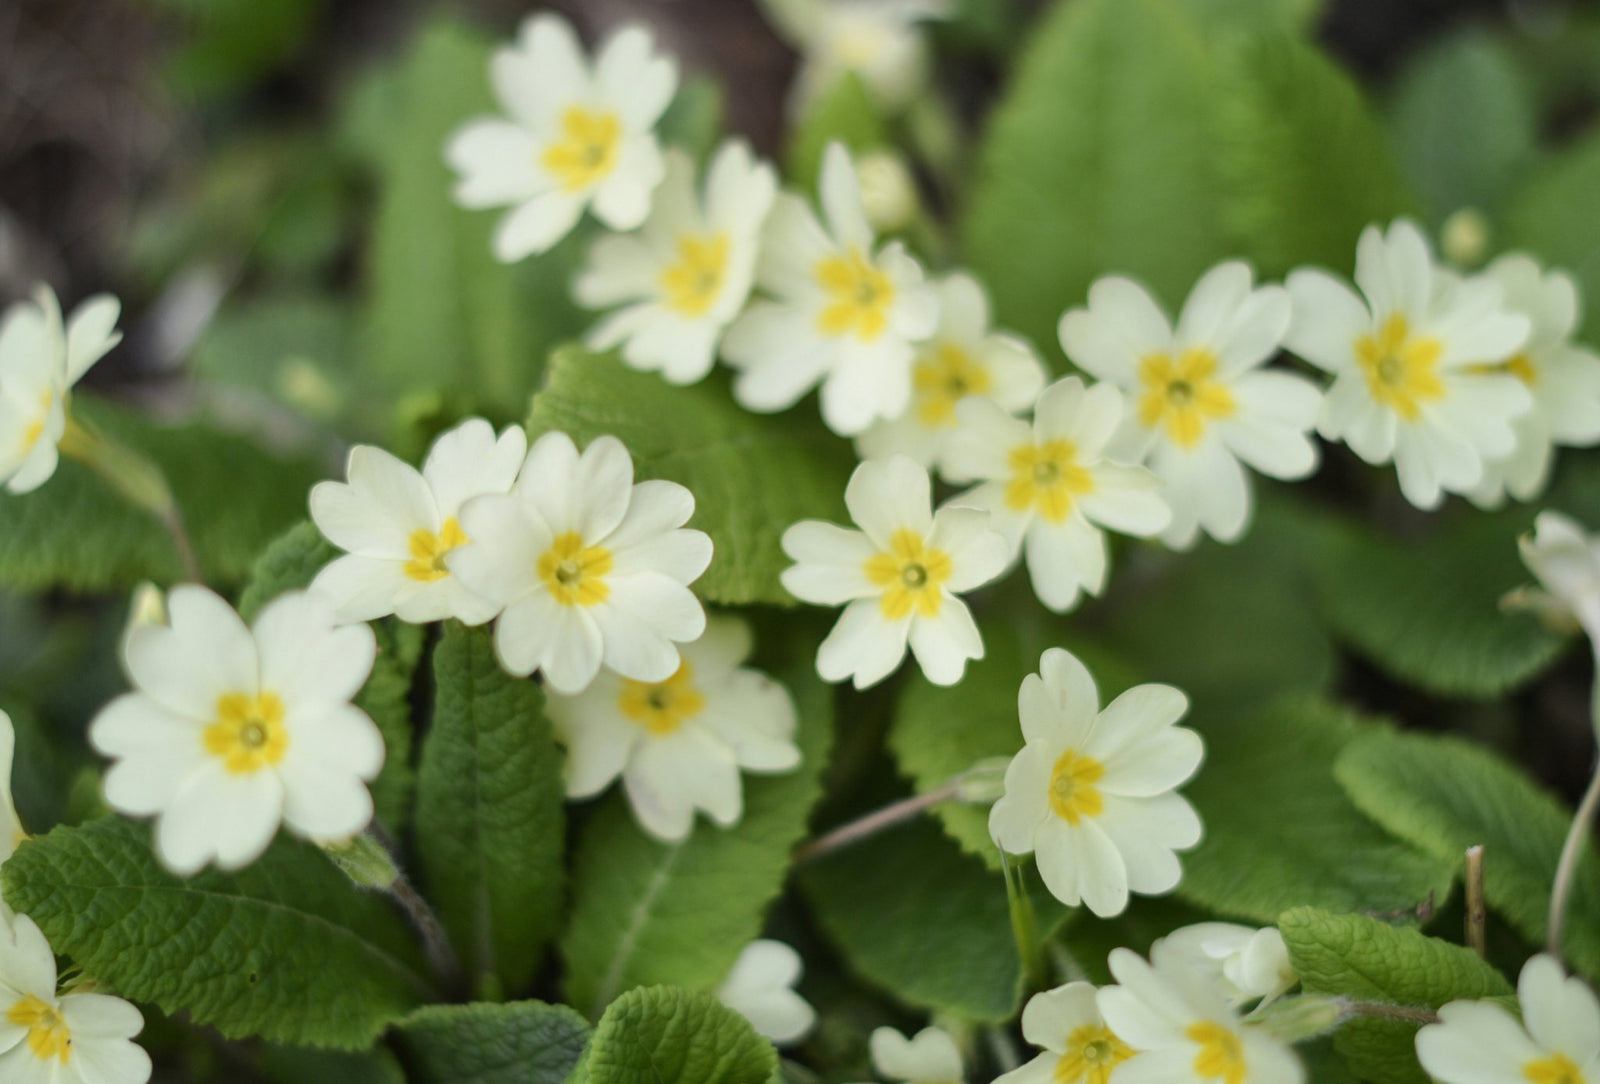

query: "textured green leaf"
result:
(1503, 131), (1600, 344)
(786, 72), (891, 187)
(392, 1001), (589, 1084)
(560, 661), (833, 1018)
(1335, 729), (1600, 983)
(237, 521), (337, 621)
(573, 986), (777, 1084)
(1281, 907), (1513, 1084)
(1179, 698), (1455, 923)
(527, 348), (855, 607)
(1, 818), (432, 1048)
(962, 0), (1226, 353)
(417, 625), (566, 996)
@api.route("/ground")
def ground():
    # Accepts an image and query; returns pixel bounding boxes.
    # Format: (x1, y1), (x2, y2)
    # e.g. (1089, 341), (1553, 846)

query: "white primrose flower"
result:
(762, 0), (953, 113)
(781, 456), (1009, 689)
(445, 13), (677, 261)
(0, 914), (151, 1084)
(723, 142), (939, 437)
(1416, 954), (1600, 1084)
(1058, 261), (1321, 549)
(993, 982), (1135, 1084)
(870, 1025), (965, 1084)
(575, 141), (778, 385)
(988, 648), (1202, 917)
(1098, 948), (1305, 1084)
(1285, 219), (1534, 510)
(1153, 923), (1298, 1009)
(89, 586), (383, 875)
(309, 418), (527, 626)
(717, 939), (816, 1047)
(1514, 511), (1600, 644)
(450, 432), (713, 695)
(544, 615), (800, 842)
(0, 285), (121, 495)
(1467, 255), (1600, 508)
(0, 711), (22, 869)
(942, 377), (1169, 613)
(856, 272), (1047, 474)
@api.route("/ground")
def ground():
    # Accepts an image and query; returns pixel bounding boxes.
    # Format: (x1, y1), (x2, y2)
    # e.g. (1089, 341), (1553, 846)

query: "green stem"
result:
(1340, 1000), (1440, 1026)
(1001, 851), (1046, 995)
(1548, 750), (1600, 962)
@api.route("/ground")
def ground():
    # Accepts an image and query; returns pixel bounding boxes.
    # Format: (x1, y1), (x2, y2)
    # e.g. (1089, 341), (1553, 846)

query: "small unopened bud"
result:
(1440, 208), (1492, 268)
(1251, 994), (1342, 1043)
(121, 582), (168, 670)
(855, 150), (920, 234)
(277, 357), (343, 420)
(956, 757), (1010, 804)
(322, 833), (399, 890)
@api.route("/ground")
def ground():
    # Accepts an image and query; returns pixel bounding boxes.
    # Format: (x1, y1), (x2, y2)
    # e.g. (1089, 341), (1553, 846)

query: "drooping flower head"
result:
(717, 939), (816, 1047)
(993, 982), (1134, 1084)
(870, 1025), (966, 1084)
(446, 13), (677, 261)
(1513, 511), (1600, 652)
(1153, 923), (1298, 1009)
(762, 0), (953, 113)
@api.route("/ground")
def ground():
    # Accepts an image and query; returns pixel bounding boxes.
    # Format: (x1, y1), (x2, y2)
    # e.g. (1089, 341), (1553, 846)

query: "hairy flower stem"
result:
(327, 832), (463, 993)
(1340, 1001), (1441, 1026)
(1548, 751), (1600, 961)
(791, 778), (963, 864)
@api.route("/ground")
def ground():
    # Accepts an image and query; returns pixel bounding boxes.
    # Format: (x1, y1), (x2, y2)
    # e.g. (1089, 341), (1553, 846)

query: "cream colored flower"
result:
(1153, 923), (1298, 1008)
(718, 939), (816, 1047)
(994, 982), (1134, 1084)
(762, 0), (953, 113)
(870, 1026), (965, 1083)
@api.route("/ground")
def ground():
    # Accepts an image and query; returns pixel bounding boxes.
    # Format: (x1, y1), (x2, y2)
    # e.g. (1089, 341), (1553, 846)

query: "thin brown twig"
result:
(1464, 845), (1487, 958)
(791, 779), (963, 864)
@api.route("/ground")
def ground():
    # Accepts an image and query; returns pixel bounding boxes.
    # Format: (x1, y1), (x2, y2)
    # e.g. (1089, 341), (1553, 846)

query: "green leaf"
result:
(962, 0), (1226, 353)
(1280, 907), (1513, 1084)
(237, 521), (337, 621)
(1308, 510), (1564, 698)
(1178, 698), (1455, 923)
(573, 986), (777, 1084)
(191, 294), (353, 416)
(391, 1001), (589, 1084)
(257, 1046), (405, 1084)
(786, 72), (891, 187)
(1213, 33), (1417, 276)
(148, 0), (322, 99)
(559, 660), (833, 1018)
(1503, 131), (1600, 345)
(1389, 29), (1537, 226)
(658, 78), (728, 165)
(1335, 729), (1600, 983)
(527, 348), (855, 607)
(417, 625), (566, 996)
(1, 818), (432, 1048)
(1181, 0), (1323, 33)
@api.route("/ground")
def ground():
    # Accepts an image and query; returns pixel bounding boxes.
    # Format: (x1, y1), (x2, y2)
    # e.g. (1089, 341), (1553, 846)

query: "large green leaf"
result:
(1281, 908), (1513, 1084)
(1503, 131), (1600, 345)
(392, 1001), (589, 1084)
(1178, 698), (1455, 923)
(416, 625), (566, 996)
(1, 819), (432, 1048)
(526, 348), (855, 607)
(559, 661), (833, 1018)
(1336, 729), (1600, 983)
(1181, 0), (1323, 32)
(570, 986), (777, 1084)
(962, 0), (1227, 353)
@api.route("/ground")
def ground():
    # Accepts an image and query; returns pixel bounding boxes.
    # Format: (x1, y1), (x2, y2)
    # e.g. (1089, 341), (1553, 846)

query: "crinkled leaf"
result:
(571, 986), (776, 1084)
(392, 1000), (589, 1084)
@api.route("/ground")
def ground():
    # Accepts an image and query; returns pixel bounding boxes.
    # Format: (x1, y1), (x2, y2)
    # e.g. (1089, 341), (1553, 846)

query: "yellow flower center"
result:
(1355, 314), (1445, 421)
(541, 106), (622, 193)
(912, 344), (993, 427)
(1524, 1053), (1587, 1084)
(538, 530), (613, 607)
(1006, 439), (1095, 523)
(816, 247), (896, 342)
(660, 233), (731, 318)
(618, 660), (707, 736)
(1188, 1022), (1247, 1084)
(1053, 1024), (1134, 1084)
(864, 528), (953, 620)
(1138, 348), (1236, 448)
(1047, 749), (1106, 824)
(8, 995), (71, 1065)
(21, 387), (54, 453)
(403, 517), (468, 583)
(204, 692), (289, 775)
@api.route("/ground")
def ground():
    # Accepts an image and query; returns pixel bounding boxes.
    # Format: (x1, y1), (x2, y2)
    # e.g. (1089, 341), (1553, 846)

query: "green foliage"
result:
(143, 0), (323, 99)
(257, 1046), (405, 1084)
(559, 662), (833, 1018)
(659, 79), (730, 164)
(417, 625), (567, 996)
(237, 521), (337, 621)
(1504, 131), (1600, 343)
(1181, 0), (1323, 33)
(527, 348), (855, 607)
(191, 294), (353, 418)
(569, 986), (777, 1084)
(1336, 729), (1600, 983)
(962, 0), (1227, 353)
(1282, 908), (1513, 1084)
(392, 1001), (590, 1084)
(1, 819), (432, 1049)
(1178, 698), (1455, 923)
(787, 73), (891, 187)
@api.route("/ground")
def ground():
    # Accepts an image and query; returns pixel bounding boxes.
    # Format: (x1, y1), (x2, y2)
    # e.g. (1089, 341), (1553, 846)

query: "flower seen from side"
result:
(1153, 923), (1298, 1009)
(761, 0), (953, 113)
(717, 939), (817, 1047)
(993, 981), (1134, 1084)
(1511, 511), (1600, 650)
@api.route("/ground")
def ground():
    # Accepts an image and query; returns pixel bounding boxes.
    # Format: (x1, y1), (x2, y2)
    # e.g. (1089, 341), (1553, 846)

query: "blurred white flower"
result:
(1513, 511), (1600, 648)
(781, 456), (1008, 689)
(870, 1025), (965, 1083)
(763, 0), (952, 113)
(451, 432), (712, 695)
(445, 13), (677, 261)
(544, 615), (799, 841)
(857, 272), (1046, 474)
(993, 981), (1134, 1084)
(1153, 923), (1298, 1008)
(1285, 220), (1533, 509)
(0, 914), (151, 1084)
(989, 648), (1202, 917)
(1416, 954), (1600, 1084)
(0, 709), (24, 923)
(718, 939), (816, 1047)
(0, 285), (121, 495)
(724, 143), (939, 436)
(576, 141), (778, 385)
(310, 418), (527, 626)
(942, 377), (1168, 613)
(1059, 261), (1320, 549)
(90, 587), (383, 875)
